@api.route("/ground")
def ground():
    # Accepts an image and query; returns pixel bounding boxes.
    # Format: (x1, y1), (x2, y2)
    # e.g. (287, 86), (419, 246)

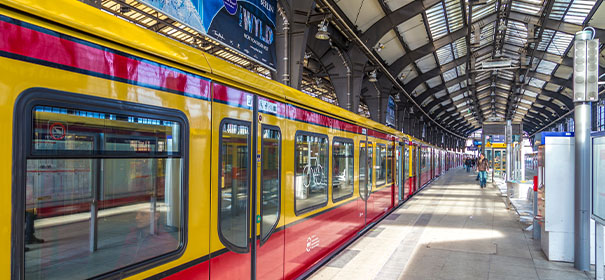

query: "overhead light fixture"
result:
(374, 43), (385, 53)
(314, 77), (323, 87)
(120, 4), (131, 13)
(315, 19), (330, 40)
(481, 59), (512, 69)
(368, 70), (378, 82)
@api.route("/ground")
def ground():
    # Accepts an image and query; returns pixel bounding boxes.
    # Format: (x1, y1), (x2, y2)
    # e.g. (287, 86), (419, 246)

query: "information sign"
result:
(140, 0), (277, 70)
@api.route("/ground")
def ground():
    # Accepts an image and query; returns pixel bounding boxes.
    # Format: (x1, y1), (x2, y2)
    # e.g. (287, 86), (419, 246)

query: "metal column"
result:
(572, 30), (596, 271)
(574, 102), (591, 270)
(506, 120), (512, 181)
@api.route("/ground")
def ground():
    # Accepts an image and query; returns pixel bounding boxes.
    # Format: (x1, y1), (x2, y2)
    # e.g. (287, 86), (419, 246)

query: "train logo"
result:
(306, 235), (320, 252)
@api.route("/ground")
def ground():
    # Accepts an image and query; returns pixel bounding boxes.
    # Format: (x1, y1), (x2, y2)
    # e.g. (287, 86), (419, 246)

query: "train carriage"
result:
(0, 1), (464, 279)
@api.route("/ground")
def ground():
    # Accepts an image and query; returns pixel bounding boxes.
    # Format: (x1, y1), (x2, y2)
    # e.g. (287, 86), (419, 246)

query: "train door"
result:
(211, 84), (254, 279)
(255, 97), (285, 279)
(396, 143), (402, 203)
(413, 145), (419, 193)
(403, 143), (409, 200)
(210, 85), (285, 279)
(359, 139), (371, 225)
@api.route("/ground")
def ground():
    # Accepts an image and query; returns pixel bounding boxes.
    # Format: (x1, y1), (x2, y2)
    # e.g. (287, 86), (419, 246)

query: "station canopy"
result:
(325, 0), (605, 135)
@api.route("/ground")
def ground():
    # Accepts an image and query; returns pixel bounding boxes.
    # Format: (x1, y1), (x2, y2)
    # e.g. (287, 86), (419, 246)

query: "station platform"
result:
(310, 168), (593, 280)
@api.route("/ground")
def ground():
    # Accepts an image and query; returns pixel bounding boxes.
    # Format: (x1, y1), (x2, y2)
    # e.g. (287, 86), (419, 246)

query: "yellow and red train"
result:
(0, 1), (464, 279)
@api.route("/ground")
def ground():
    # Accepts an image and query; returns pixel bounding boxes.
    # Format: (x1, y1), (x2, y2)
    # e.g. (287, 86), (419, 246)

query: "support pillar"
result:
(574, 102), (591, 271)
(506, 120), (512, 181)
(275, 0), (315, 89)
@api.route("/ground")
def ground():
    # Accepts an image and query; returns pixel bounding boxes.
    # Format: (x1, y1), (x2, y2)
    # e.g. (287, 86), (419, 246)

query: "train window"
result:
(24, 104), (184, 280)
(359, 141), (368, 200)
(376, 144), (386, 186)
(294, 132), (328, 215)
(261, 126), (280, 243)
(332, 138), (354, 202)
(219, 120), (250, 252)
(32, 106), (180, 156)
(387, 145), (393, 184)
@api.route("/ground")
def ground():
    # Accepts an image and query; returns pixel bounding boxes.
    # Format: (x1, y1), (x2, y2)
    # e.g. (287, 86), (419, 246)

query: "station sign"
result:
(491, 135), (505, 143)
(139, 0), (277, 70)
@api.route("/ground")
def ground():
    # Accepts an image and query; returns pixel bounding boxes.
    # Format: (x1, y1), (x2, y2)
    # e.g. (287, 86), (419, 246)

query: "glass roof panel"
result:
(435, 89), (448, 99)
(443, 68), (458, 82)
(504, 20), (528, 46)
(415, 53), (438, 73)
(448, 83), (461, 93)
(397, 14), (430, 50)
(537, 29), (556, 51)
(426, 76), (442, 88)
(413, 83), (428, 95)
(550, 0), (572, 20)
(523, 90), (539, 97)
(536, 59), (558, 75)
(511, 0), (543, 16)
(436, 44), (454, 64)
(471, 0), (497, 22)
(445, 0), (464, 33)
(399, 64), (418, 84)
(529, 78), (546, 88)
(456, 64), (466, 76)
(564, 0), (597, 24)
(452, 37), (467, 59)
(547, 31), (574, 55)
(426, 3), (448, 40)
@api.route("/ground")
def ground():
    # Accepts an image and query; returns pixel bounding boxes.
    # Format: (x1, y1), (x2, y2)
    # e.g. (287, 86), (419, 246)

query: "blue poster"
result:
(140, 0), (277, 70)
(386, 95), (396, 127)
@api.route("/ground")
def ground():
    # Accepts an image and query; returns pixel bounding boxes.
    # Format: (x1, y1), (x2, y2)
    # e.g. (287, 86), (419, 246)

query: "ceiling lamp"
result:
(480, 59), (512, 70)
(374, 43), (385, 53)
(315, 19), (330, 40)
(368, 70), (378, 82)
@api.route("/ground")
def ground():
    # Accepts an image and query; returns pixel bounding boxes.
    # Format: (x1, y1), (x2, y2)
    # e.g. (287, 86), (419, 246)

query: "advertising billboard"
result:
(140, 0), (277, 70)
(386, 95), (396, 127)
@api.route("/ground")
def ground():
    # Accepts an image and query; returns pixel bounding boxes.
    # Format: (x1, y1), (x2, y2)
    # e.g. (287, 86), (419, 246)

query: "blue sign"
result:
(386, 95), (396, 127)
(491, 135), (505, 143)
(139, 0), (277, 70)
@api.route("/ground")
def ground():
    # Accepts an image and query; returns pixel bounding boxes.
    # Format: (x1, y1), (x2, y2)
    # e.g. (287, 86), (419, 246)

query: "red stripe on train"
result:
(0, 20), (211, 98)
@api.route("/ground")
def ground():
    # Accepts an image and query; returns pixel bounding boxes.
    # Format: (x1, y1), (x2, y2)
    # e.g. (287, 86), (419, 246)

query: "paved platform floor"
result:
(310, 168), (593, 280)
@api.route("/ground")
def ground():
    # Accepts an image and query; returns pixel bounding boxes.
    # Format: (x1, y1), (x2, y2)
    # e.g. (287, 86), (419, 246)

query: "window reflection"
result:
(387, 146), (393, 184)
(376, 144), (386, 186)
(332, 140), (354, 201)
(295, 133), (328, 213)
(25, 106), (183, 280)
(359, 142), (368, 200)
(261, 127), (280, 241)
(219, 121), (249, 251)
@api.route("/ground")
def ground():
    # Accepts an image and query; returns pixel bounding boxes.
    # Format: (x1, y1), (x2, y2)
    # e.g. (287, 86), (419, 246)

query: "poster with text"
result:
(140, 0), (277, 70)
(386, 95), (396, 127)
